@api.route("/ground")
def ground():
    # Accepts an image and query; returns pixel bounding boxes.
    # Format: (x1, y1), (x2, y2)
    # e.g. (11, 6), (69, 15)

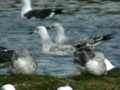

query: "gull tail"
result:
(93, 32), (115, 43)
(89, 32), (116, 46)
(54, 8), (64, 14)
(74, 32), (116, 49)
(104, 58), (115, 71)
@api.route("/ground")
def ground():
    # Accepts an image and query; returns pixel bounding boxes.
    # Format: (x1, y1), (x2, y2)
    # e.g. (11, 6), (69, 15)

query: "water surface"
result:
(0, 0), (120, 76)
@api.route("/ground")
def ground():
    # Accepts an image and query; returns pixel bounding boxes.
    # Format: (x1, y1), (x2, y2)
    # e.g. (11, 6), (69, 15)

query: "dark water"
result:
(0, 0), (120, 76)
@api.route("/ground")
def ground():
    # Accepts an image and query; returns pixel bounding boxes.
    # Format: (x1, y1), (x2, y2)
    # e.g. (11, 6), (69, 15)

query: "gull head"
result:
(49, 22), (64, 32)
(57, 85), (73, 90)
(22, 0), (31, 5)
(34, 26), (48, 34)
(34, 26), (50, 40)
(49, 22), (67, 45)
(1, 84), (15, 90)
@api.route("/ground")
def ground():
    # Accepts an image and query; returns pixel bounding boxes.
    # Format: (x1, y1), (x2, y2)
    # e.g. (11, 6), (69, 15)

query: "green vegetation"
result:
(0, 69), (120, 90)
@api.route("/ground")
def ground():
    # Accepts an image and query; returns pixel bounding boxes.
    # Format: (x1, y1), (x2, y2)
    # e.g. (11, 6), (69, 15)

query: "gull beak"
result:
(28, 28), (38, 35)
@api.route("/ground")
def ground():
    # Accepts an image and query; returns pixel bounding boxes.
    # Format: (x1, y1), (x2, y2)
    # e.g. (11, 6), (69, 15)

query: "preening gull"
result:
(10, 50), (37, 74)
(34, 26), (75, 55)
(21, 0), (63, 19)
(49, 22), (67, 45)
(1, 84), (15, 90)
(74, 33), (115, 75)
(0, 47), (37, 74)
(57, 85), (73, 90)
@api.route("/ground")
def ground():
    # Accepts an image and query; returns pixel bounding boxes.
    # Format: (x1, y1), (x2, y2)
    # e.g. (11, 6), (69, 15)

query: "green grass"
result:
(0, 69), (120, 90)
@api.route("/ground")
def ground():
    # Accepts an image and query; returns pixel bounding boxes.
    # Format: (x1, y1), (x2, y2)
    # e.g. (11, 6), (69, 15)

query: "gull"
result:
(74, 33), (115, 75)
(10, 50), (37, 74)
(49, 22), (67, 46)
(21, 0), (63, 19)
(33, 26), (75, 55)
(1, 84), (15, 90)
(57, 85), (73, 90)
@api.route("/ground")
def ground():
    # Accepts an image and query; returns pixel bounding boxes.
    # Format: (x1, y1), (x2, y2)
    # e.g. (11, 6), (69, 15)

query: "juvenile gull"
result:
(21, 0), (63, 19)
(74, 33), (115, 75)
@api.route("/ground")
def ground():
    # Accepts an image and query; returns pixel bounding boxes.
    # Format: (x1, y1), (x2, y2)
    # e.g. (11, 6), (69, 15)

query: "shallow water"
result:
(0, 0), (120, 76)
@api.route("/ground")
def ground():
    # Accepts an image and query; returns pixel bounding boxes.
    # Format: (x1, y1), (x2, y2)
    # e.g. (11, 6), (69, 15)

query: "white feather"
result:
(104, 58), (115, 71)
(1, 84), (15, 90)
(86, 60), (106, 75)
(85, 51), (106, 75)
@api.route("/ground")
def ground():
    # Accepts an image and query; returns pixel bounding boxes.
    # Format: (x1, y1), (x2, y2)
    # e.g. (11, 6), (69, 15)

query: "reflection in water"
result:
(0, 0), (120, 76)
